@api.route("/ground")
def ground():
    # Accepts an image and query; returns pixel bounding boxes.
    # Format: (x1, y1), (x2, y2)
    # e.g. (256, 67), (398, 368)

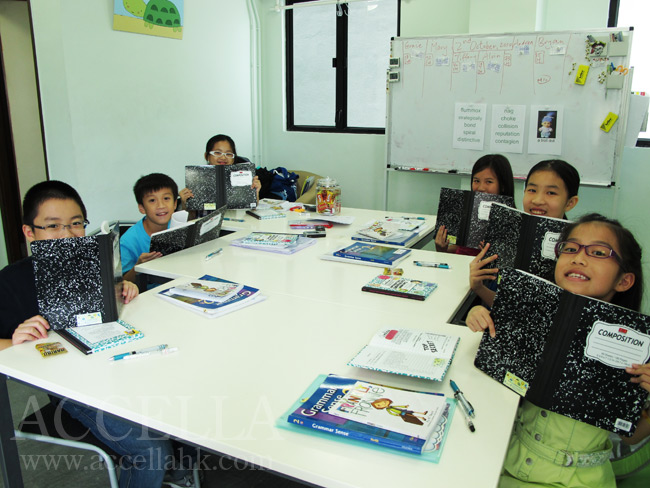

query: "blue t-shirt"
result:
(120, 218), (151, 274)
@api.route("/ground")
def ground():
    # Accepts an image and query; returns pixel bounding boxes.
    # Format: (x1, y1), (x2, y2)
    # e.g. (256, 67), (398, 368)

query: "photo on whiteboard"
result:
(537, 111), (557, 139)
(529, 106), (563, 156)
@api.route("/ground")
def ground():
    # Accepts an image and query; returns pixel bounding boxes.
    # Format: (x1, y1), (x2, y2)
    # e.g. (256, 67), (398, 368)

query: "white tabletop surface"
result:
(0, 206), (520, 488)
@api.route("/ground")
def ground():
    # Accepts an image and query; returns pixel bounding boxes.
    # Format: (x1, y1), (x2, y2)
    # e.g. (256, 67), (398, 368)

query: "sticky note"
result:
(600, 112), (619, 132)
(575, 65), (589, 85)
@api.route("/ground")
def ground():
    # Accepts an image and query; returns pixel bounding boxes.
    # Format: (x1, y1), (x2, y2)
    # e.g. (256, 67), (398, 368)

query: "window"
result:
(285, 0), (400, 133)
(610, 0), (650, 144)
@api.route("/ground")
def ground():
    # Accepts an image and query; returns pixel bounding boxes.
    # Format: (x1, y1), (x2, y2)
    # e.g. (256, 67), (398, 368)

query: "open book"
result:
(348, 328), (460, 381)
(475, 268), (650, 436)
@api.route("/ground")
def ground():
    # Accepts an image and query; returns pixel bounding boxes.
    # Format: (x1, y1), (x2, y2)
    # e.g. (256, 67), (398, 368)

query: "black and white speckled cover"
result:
(150, 224), (192, 255)
(484, 204), (569, 281)
(150, 206), (226, 254)
(466, 192), (515, 249)
(434, 188), (514, 248)
(185, 164), (256, 210)
(475, 268), (650, 435)
(434, 188), (466, 245)
(185, 165), (220, 211)
(224, 162), (257, 209)
(31, 230), (122, 330)
(192, 206), (226, 246)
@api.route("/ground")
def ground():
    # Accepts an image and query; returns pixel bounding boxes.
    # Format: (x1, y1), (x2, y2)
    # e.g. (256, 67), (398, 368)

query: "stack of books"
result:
(157, 275), (265, 318)
(230, 232), (316, 255)
(281, 374), (454, 461)
(321, 242), (412, 267)
(361, 275), (438, 301)
(352, 219), (428, 247)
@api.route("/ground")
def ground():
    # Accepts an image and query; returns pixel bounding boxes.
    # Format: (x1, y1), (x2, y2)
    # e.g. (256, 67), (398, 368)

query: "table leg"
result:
(0, 374), (23, 487)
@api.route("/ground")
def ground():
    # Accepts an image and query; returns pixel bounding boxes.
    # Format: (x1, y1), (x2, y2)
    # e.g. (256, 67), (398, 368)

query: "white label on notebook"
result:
(478, 200), (493, 220)
(75, 312), (102, 327)
(203, 203), (217, 211)
(541, 231), (561, 259)
(199, 214), (222, 236)
(615, 418), (633, 432)
(585, 322), (650, 368)
(230, 170), (253, 187)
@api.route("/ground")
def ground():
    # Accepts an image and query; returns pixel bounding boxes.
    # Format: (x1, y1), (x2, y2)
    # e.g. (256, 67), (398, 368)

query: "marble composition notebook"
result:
(483, 203), (570, 282)
(434, 188), (515, 249)
(31, 228), (123, 330)
(150, 206), (225, 255)
(185, 162), (257, 210)
(474, 268), (650, 436)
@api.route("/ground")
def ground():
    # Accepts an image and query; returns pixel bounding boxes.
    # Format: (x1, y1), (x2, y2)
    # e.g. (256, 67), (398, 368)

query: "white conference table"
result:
(0, 206), (520, 488)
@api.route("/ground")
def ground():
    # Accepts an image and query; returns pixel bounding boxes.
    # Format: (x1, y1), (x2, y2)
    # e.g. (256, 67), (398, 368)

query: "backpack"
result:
(256, 167), (299, 202)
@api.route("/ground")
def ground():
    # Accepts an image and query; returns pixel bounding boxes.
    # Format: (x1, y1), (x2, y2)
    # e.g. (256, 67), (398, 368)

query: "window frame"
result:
(285, 0), (401, 134)
(608, 0), (650, 147)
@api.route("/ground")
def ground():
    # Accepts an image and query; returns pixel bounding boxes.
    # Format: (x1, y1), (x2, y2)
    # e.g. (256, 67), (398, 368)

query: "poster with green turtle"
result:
(113, 0), (183, 40)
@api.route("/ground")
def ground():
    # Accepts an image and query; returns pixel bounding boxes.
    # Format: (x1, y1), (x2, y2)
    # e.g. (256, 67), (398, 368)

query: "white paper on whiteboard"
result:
(453, 102), (487, 150)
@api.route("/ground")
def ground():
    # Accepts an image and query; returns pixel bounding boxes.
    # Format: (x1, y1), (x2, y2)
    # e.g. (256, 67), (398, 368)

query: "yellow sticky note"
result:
(575, 65), (589, 85)
(600, 112), (619, 132)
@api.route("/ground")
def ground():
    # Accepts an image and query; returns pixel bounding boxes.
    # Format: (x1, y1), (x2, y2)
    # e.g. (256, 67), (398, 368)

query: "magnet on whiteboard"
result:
(388, 71), (400, 82)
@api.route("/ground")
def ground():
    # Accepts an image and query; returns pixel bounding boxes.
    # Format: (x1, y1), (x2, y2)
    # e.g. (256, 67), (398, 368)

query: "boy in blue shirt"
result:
(120, 173), (179, 283)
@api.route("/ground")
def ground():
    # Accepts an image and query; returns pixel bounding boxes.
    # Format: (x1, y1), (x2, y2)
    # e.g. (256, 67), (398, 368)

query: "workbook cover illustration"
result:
(474, 268), (650, 436)
(329, 380), (446, 440)
(31, 229), (123, 330)
(185, 162), (256, 210)
(483, 203), (569, 281)
(284, 374), (453, 460)
(434, 188), (515, 249)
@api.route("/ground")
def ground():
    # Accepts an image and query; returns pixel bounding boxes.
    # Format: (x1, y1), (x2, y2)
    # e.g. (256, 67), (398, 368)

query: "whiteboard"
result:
(386, 29), (633, 185)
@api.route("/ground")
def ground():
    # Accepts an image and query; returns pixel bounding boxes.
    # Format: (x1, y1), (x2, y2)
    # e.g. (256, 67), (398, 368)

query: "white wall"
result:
(0, 1), (48, 267)
(29, 0), (254, 227)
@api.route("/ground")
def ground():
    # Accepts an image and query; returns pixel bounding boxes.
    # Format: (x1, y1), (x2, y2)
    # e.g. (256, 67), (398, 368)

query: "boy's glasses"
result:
(554, 240), (621, 263)
(31, 220), (89, 234)
(209, 151), (235, 159)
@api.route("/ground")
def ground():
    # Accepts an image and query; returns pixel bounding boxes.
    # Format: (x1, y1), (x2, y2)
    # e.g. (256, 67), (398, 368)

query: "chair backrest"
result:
(291, 170), (325, 204)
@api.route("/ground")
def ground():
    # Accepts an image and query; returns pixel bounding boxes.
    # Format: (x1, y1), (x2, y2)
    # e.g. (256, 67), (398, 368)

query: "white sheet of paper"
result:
(453, 102), (487, 150)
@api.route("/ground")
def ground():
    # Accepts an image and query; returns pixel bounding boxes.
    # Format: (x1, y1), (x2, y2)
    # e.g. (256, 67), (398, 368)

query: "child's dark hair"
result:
(558, 213), (643, 311)
(22, 181), (87, 226)
(526, 159), (580, 199)
(204, 134), (237, 159)
(472, 154), (514, 198)
(133, 173), (179, 205)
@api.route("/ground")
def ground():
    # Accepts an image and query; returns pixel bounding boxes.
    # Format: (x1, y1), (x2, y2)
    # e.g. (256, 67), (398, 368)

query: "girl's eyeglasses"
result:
(554, 240), (621, 264)
(209, 151), (235, 159)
